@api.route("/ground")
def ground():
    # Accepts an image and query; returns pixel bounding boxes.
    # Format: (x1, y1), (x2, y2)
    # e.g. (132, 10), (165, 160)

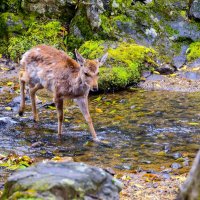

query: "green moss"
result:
(78, 40), (105, 58)
(79, 40), (157, 90)
(67, 8), (95, 50)
(8, 21), (65, 61)
(111, 0), (132, 14)
(1, 12), (25, 34)
(165, 24), (179, 36)
(0, 0), (22, 13)
(187, 41), (200, 62)
(100, 14), (131, 38)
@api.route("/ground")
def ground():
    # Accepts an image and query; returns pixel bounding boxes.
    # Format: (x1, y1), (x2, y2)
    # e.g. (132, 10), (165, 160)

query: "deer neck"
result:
(72, 72), (89, 97)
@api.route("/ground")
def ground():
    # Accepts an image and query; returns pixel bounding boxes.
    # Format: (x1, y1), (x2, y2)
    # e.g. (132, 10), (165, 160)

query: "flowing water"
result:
(0, 88), (200, 188)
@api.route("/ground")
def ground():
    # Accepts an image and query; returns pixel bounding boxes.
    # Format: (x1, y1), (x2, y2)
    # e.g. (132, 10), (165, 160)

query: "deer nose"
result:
(92, 86), (98, 92)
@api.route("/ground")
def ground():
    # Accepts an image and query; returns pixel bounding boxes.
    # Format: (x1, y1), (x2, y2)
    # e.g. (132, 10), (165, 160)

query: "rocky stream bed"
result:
(0, 58), (200, 199)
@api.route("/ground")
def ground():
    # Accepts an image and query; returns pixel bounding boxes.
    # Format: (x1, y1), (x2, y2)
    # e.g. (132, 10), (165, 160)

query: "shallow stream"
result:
(0, 89), (200, 188)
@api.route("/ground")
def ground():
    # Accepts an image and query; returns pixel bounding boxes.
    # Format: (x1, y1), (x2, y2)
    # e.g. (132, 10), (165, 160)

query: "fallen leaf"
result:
(5, 107), (12, 111)
(114, 116), (124, 120)
(181, 65), (187, 70)
(95, 108), (103, 113)
(153, 71), (160, 75)
(188, 122), (199, 126)
(170, 74), (176, 77)
(93, 96), (102, 102)
(7, 81), (14, 86)
(192, 67), (200, 71)
(1, 67), (9, 71)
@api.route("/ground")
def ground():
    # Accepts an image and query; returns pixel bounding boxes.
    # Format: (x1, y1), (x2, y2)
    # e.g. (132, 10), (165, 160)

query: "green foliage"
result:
(187, 42), (200, 62)
(78, 40), (105, 58)
(165, 24), (179, 36)
(79, 40), (157, 90)
(0, 0), (22, 12)
(110, 0), (132, 14)
(1, 12), (25, 34)
(8, 21), (65, 61)
(0, 154), (33, 170)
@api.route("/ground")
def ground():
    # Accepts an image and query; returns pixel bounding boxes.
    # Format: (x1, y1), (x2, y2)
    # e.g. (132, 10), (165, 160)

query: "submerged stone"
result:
(171, 162), (182, 169)
(1, 161), (122, 200)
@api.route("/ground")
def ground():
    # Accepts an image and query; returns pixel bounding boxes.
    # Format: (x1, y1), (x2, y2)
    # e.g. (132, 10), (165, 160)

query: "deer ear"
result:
(99, 53), (108, 66)
(75, 49), (85, 66)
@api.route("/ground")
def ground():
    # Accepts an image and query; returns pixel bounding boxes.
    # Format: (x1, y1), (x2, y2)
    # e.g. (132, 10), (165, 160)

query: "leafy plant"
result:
(0, 153), (34, 170)
(8, 21), (66, 61)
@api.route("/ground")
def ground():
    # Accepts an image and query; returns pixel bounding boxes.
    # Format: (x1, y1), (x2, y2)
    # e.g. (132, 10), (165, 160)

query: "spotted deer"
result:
(18, 45), (108, 141)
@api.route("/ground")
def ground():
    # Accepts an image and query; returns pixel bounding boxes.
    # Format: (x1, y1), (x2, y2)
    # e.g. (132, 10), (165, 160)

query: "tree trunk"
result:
(177, 150), (200, 200)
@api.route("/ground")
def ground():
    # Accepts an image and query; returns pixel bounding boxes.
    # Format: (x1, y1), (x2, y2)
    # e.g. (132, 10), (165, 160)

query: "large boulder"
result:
(1, 162), (122, 200)
(21, 0), (77, 22)
(189, 0), (200, 20)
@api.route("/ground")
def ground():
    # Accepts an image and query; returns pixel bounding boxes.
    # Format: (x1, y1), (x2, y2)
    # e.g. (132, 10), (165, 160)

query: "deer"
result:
(18, 45), (108, 142)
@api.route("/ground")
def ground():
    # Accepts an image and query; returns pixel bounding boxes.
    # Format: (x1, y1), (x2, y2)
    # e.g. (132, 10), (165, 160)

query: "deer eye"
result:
(84, 72), (90, 77)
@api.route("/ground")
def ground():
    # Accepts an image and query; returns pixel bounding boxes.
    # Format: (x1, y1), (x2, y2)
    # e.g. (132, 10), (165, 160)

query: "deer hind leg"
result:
(74, 97), (99, 141)
(29, 83), (43, 122)
(18, 79), (26, 116)
(54, 97), (64, 136)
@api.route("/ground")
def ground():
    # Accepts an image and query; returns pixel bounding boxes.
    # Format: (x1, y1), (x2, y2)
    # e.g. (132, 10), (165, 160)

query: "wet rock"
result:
(172, 152), (183, 159)
(119, 99), (127, 103)
(162, 173), (171, 180)
(164, 144), (171, 153)
(170, 20), (200, 41)
(8, 96), (28, 108)
(178, 71), (200, 80)
(156, 64), (175, 75)
(1, 162), (122, 200)
(31, 141), (44, 148)
(114, 164), (133, 170)
(104, 167), (115, 176)
(189, 0), (200, 20)
(172, 45), (188, 69)
(188, 58), (200, 68)
(142, 71), (151, 78)
(86, 0), (104, 29)
(183, 157), (189, 167)
(172, 55), (186, 69)
(0, 117), (17, 127)
(130, 105), (136, 109)
(145, 74), (166, 81)
(171, 162), (182, 169)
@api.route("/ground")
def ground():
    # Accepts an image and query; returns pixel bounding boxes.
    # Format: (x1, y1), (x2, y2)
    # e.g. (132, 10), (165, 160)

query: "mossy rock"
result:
(79, 40), (157, 91)
(1, 162), (122, 200)
(21, 0), (76, 22)
(186, 41), (200, 62)
(0, 12), (26, 35)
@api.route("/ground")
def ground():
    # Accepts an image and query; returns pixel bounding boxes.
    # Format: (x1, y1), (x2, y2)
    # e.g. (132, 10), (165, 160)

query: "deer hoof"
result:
(18, 110), (24, 116)
(93, 137), (100, 142)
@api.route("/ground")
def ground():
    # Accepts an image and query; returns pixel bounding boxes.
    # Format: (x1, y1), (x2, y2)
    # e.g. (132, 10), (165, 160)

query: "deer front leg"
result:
(75, 97), (99, 141)
(55, 97), (64, 136)
(29, 84), (43, 122)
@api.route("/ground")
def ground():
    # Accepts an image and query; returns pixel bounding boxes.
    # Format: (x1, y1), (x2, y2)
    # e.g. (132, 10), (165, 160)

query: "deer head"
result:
(75, 49), (108, 91)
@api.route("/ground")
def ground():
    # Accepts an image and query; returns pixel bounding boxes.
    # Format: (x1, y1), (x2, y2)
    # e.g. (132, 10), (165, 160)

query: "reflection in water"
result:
(0, 90), (200, 175)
